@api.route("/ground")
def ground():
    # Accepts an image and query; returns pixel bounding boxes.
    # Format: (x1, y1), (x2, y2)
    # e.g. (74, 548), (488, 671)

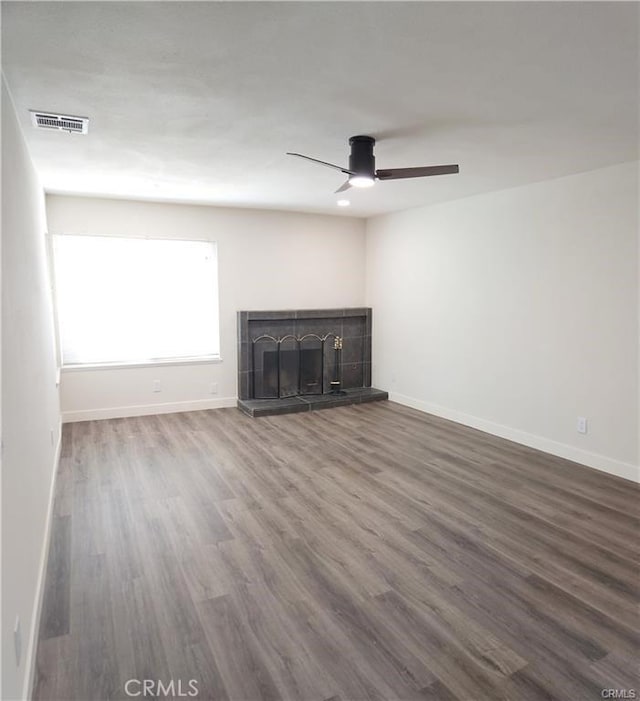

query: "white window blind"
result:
(53, 235), (219, 365)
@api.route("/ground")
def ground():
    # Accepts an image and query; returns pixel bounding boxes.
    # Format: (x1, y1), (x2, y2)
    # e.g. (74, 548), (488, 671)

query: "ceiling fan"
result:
(287, 135), (459, 193)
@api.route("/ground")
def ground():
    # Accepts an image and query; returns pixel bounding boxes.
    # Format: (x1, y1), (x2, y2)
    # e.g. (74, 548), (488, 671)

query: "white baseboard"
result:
(61, 396), (237, 423)
(389, 392), (639, 484)
(24, 422), (63, 700)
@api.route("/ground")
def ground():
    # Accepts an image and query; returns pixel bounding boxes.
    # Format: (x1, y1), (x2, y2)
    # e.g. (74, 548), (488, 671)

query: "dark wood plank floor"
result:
(34, 401), (639, 701)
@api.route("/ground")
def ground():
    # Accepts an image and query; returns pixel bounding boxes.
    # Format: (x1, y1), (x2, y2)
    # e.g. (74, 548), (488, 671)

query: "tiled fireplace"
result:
(237, 308), (388, 417)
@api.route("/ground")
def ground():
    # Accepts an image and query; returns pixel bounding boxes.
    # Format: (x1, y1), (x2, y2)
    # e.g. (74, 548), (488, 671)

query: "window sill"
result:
(61, 356), (223, 372)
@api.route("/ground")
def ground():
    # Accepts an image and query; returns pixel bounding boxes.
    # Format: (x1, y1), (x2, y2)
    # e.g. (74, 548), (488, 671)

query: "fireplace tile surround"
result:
(237, 307), (388, 417)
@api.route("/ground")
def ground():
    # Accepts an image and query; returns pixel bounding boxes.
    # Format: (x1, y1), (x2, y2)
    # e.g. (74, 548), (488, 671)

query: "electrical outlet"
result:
(153, 380), (162, 393)
(210, 382), (218, 395)
(14, 616), (21, 667)
(577, 417), (588, 434)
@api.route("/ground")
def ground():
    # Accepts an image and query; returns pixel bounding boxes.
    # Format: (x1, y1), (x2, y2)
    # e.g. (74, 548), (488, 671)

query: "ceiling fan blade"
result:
(376, 164), (459, 180)
(335, 180), (351, 193)
(287, 152), (353, 175)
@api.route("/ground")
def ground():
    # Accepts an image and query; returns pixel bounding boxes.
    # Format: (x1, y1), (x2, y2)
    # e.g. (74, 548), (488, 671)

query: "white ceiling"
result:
(2, 2), (638, 217)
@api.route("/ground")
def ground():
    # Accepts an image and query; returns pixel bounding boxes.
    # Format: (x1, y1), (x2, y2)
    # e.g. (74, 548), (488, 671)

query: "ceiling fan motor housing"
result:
(348, 135), (376, 176)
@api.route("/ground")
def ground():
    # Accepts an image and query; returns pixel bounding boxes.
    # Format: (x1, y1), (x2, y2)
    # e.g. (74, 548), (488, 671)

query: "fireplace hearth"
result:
(237, 308), (388, 417)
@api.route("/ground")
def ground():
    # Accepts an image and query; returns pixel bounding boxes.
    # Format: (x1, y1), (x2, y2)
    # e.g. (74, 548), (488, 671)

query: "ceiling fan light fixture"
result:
(287, 134), (459, 194)
(349, 175), (375, 188)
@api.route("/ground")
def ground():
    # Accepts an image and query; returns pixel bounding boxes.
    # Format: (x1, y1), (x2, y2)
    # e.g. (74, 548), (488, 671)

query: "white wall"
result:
(1, 77), (61, 699)
(46, 195), (366, 420)
(366, 162), (639, 481)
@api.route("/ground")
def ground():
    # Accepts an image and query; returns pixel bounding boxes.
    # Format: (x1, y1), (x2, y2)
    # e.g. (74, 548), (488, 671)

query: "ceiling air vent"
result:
(30, 111), (89, 134)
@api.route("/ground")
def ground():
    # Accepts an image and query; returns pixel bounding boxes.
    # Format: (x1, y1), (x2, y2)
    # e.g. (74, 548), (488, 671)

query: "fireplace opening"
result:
(252, 333), (334, 399)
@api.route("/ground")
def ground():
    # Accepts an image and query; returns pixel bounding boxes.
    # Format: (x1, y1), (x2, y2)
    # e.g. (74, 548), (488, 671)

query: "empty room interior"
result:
(2, 2), (639, 700)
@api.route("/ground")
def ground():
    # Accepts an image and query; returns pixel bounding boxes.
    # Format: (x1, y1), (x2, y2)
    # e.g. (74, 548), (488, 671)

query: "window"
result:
(52, 235), (219, 366)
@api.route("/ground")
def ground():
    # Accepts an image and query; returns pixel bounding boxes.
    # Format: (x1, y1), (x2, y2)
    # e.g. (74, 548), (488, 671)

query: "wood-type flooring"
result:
(33, 402), (639, 700)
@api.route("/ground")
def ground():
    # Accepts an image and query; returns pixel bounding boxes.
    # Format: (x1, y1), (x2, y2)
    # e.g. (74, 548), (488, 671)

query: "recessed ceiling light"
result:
(337, 199), (350, 207)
